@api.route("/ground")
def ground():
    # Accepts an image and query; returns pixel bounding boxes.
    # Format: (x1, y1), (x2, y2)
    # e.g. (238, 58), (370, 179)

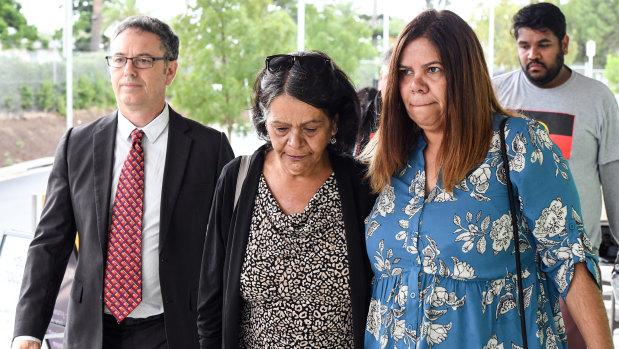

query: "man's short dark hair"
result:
(113, 16), (179, 61)
(512, 3), (566, 41)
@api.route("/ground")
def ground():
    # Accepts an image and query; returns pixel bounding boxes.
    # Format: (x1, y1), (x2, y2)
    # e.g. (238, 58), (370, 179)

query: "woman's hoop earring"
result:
(329, 136), (336, 144)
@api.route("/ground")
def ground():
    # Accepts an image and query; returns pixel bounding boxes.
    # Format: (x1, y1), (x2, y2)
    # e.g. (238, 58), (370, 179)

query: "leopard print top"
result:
(239, 173), (354, 348)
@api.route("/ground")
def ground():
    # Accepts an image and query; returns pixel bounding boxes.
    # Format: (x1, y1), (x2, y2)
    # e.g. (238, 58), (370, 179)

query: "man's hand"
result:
(11, 339), (41, 349)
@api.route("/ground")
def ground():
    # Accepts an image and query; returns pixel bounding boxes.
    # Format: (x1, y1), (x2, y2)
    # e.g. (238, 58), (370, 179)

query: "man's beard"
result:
(521, 52), (564, 87)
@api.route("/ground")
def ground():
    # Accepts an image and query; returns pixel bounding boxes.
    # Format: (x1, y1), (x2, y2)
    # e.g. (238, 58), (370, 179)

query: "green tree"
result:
(92, 72), (115, 108)
(18, 85), (34, 110)
(57, 89), (67, 115)
(273, 1), (378, 83)
(605, 53), (619, 94)
(303, 2), (377, 83)
(55, 0), (106, 51)
(359, 13), (405, 48)
(563, 0), (619, 67)
(0, 0), (41, 49)
(74, 75), (97, 109)
(103, 0), (142, 37)
(469, 0), (523, 73)
(72, 0), (95, 51)
(36, 80), (55, 112)
(171, 0), (296, 140)
(172, 0), (379, 139)
(3, 96), (14, 113)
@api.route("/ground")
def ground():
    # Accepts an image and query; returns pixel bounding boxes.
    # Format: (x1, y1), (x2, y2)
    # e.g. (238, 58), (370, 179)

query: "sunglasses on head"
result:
(265, 54), (334, 74)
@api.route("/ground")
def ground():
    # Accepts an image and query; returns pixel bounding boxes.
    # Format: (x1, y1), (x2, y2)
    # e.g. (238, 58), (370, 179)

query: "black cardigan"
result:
(197, 145), (376, 348)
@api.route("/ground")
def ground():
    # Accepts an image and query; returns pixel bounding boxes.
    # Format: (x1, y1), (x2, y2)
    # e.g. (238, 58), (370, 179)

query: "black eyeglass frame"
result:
(265, 54), (334, 74)
(105, 56), (168, 69)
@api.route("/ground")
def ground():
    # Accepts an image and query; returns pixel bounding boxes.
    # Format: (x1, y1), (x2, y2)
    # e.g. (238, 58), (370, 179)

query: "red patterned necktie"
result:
(104, 129), (145, 322)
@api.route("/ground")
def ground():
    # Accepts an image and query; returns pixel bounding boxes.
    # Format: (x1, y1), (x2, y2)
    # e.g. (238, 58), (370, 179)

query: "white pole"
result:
(31, 193), (44, 231)
(382, 4), (389, 52)
(488, 0), (495, 77)
(297, 0), (305, 52)
(585, 40), (596, 78)
(64, 0), (73, 129)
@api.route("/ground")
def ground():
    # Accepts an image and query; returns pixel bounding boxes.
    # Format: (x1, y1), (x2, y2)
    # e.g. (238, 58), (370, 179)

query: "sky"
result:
(18, 0), (480, 35)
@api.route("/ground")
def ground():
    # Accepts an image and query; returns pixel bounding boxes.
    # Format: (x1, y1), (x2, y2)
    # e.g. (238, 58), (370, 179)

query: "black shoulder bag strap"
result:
(499, 117), (528, 348)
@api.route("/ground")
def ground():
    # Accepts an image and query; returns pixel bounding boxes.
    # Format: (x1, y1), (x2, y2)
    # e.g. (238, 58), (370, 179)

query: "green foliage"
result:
(1, 52), (113, 114)
(3, 152), (14, 167)
(304, 2), (377, 84)
(171, 0), (379, 140)
(563, 0), (619, 67)
(52, 0), (105, 51)
(18, 85), (34, 110)
(274, 1), (381, 83)
(469, 0), (523, 73)
(66, 53), (115, 111)
(0, 0), (41, 49)
(72, 0), (95, 51)
(103, 0), (142, 38)
(36, 80), (56, 112)
(75, 75), (97, 109)
(171, 0), (297, 138)
(92, 72), (115, 108)
(1, 58), (59, 109)
(3, 96), (13, 111)
(57, 92), (67, 116)
(605, 53), (619, 94)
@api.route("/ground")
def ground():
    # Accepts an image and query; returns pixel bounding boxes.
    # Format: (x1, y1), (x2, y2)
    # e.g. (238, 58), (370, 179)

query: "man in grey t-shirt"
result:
(493, 3), (619, 257)
(493, 3), (619, 347)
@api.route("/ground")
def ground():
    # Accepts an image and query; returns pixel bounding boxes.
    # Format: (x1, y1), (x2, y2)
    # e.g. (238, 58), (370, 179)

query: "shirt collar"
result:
(117, 104), (170, 143)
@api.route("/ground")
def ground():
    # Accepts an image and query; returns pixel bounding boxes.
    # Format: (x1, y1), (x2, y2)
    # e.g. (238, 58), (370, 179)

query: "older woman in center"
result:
(197, 51), (375, 348)
(361, 9), (612, 348)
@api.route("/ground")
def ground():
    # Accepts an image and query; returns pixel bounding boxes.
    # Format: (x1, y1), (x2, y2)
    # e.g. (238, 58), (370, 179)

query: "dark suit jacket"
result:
(197, 145), (376, 348)
(13, 107), (234, 349)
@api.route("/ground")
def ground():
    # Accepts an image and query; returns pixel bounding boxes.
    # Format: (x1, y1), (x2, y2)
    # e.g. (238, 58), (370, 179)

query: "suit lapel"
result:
(93, 112), (118, 254)
(159, 108), (191, 251)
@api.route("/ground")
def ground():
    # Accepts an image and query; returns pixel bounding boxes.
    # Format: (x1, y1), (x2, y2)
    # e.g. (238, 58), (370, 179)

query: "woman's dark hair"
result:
(251, 51), (360, 154)
(364, 9), (512, 192)
(512, 3), (566, 42)
(355, 86), (380, 155)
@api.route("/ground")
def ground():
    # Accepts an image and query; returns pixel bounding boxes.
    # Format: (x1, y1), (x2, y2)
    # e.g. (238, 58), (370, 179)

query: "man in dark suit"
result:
(11, 16), (234, 349)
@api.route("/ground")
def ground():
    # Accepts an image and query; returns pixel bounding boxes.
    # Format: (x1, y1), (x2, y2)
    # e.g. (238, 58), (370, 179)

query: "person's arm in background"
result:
(601, 160), (619, 245)
(599, 84), (619, 247)
(565, 263), (614, 348)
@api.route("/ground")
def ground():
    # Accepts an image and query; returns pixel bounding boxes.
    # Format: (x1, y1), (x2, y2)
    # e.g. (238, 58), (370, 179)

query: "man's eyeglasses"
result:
(265, 54), (334, 74)
(105, 56), (167, 69)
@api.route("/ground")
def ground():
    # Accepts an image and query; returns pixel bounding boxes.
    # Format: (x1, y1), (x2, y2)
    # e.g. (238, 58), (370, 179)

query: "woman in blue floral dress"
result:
(360, 9), (613, 348)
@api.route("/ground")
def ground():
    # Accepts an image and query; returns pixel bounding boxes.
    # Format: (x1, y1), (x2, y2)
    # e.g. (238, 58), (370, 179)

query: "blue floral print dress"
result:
(364, 115), (599, 349)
